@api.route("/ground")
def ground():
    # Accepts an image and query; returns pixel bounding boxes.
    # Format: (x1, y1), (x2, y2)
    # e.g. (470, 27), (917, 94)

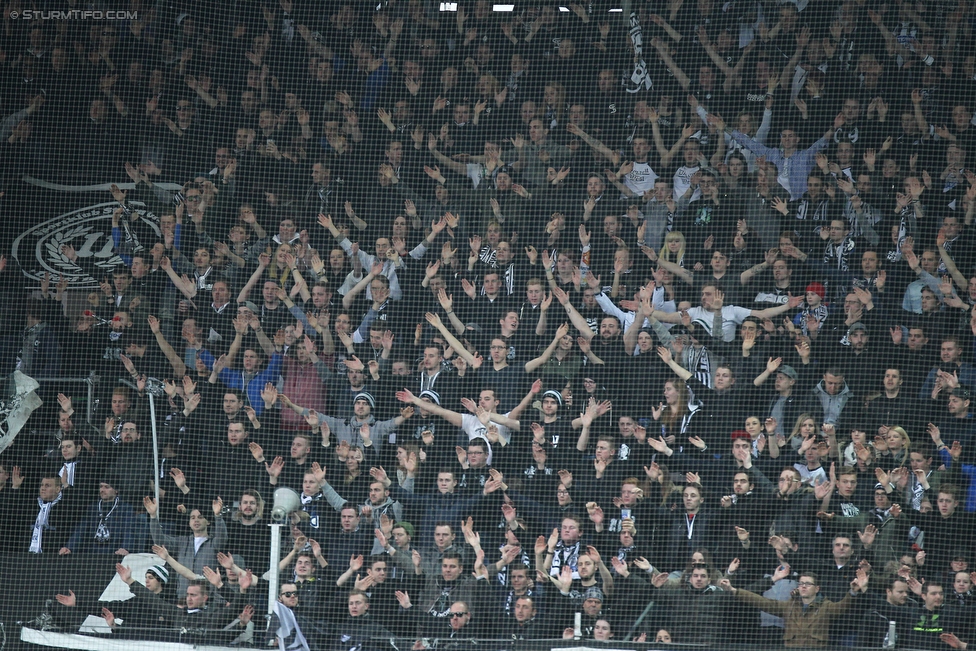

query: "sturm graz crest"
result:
(12, 202), (160, 288)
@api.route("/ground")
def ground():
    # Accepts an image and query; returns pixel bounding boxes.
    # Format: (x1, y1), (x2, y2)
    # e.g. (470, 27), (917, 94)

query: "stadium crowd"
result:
(2, 0), (976, 648)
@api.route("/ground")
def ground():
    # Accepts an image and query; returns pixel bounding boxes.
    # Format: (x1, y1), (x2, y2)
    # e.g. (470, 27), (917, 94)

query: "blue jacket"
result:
(198, 349), (282, 415)
(731, 130), (830, 200)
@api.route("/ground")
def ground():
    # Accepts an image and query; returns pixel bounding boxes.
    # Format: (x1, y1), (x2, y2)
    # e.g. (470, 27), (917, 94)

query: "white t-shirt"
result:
(461, 413), (513, 445)
(673, 165), (701, 201)
(685, 305), (753, 341)
(624, 161), (658, 197)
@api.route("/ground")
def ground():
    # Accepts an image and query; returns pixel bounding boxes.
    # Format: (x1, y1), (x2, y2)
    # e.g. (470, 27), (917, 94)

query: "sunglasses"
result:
(280, 591), (297, 598)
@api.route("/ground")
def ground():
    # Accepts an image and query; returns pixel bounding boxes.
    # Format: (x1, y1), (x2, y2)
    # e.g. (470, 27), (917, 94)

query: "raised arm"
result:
(395, 388), (464, 427)
(153, 544), (202, 580)
(910, 89), (930, 136)
(307, 313), (335, 356)
(656, 346), (692, 381)
(525, 324), (570, 373)
(552, 285), (596, 339)
(651, 38), (690, 91)
(342, 260), (384, 310)
(425, 311), (478, 367)
(427, 137), (469, 176)
(148, 316), (187, 376)
(566, 124), (619, 164)
(655, 255), (694, 285)
(696, 27), (736, 78)
(317, 212), (343, 241)
(159, 257), (197, 301)
(237, 253), (270, 302)
(508, 380), (543, 422)
(751, 294), (802, 320)
(936, 228), (969, 291)
(623, 297), (653, 354)
(740, 249), (778, 285)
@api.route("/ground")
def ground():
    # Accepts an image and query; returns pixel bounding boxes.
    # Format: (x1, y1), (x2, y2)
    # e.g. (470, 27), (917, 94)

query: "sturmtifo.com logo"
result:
(12, 202), (160, 287)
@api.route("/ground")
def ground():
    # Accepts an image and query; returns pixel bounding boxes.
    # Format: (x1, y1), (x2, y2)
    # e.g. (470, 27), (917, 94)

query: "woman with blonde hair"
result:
(266, 242), (295, 291)
(660, 231), (686, 267)
(876, 426), (910, 466)
(786, 413), (817, 452)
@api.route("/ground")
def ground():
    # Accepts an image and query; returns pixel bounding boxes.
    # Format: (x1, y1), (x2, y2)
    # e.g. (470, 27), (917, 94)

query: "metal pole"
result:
(86, 376), (94, 424)
(623, 599), (657, 641)
(268, 523), (282, 618)
(148, 392), (160, 507)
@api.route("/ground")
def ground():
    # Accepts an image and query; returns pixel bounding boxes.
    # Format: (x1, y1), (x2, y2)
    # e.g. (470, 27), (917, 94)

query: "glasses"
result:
(280, 591), (297, 597)
(797, 582), (817, 587)
(450, 611), (469, 617)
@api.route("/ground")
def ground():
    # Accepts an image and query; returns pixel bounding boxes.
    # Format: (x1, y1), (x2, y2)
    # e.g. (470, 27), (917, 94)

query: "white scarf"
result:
(60, 461), (77, 486)
(275, 602), (310, 651)
(31, 493), (63, 553)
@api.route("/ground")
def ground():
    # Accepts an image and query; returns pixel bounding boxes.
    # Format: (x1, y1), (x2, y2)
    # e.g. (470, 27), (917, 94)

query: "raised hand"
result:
(266, 456), (285, 478)
(394, 590), (413, 609)
(115, 562), (133, 584)
(857, 524), (878, 547)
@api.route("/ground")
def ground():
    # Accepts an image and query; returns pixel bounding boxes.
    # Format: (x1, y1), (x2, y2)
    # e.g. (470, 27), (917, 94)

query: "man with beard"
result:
(860, 577), (921, 648)
(227, 489), (271, 572)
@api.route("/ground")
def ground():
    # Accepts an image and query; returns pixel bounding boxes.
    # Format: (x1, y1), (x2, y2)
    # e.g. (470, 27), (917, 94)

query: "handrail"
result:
(29, 373), (99, 424)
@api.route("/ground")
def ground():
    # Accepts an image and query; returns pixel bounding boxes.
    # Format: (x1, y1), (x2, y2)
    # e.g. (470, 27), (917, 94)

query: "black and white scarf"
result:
(95, 497), (121, 544)
(549, 540), (581, 579)
(624, 12), (653, 93)
(31, 493), (63, 553)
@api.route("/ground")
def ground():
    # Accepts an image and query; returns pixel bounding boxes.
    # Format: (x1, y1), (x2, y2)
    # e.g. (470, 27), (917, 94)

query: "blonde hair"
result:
(789, 413), (816, 441)
(887, 426), (911, 465)
(268, 243), (294, 288)
(661, 231), (686, 266)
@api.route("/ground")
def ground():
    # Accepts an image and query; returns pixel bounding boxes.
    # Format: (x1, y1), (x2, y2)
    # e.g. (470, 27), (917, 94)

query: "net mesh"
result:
(0, 1), (974, 650)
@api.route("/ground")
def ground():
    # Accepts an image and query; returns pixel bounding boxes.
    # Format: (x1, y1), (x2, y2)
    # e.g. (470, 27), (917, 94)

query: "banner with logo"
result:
(11, 178), (180, 288)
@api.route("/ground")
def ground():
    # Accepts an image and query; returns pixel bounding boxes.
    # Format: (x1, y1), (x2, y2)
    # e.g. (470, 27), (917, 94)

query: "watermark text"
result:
(12, 10), (138, 20)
